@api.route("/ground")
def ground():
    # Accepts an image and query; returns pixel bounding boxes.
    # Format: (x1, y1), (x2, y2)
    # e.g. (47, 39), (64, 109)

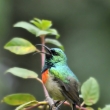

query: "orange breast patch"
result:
(42, 69), (49, 84)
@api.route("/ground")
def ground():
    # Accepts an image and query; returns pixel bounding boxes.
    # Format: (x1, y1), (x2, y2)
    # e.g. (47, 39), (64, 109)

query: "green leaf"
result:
(47, 28), (60, 39)
(102, 105), (110, 110)
(36, 30), (51, 36)
(31, 18), (60, 38)
(33, 18), (42, 23)
(4, 37), (37, 55)
(30, 18), (52, 30)
(14, 21), (40, 36)
(15, 100), (38, 110)
(41, 20), (52, 30)
(45, 38), (64, 50)
(30, 18), (42, 29)
(34, 29), (60, 38)
(6, 67), (38, 79)
(81, 77), (100, 105)
(2, 93), (36, 106)
(14, 20), (60, 38)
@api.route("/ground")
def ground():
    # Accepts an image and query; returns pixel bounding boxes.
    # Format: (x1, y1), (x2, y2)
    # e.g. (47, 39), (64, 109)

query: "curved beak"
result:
(36, 44), (52, 55)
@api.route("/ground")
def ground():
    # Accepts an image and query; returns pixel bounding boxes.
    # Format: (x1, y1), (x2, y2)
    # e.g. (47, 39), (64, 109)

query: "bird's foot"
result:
(49, 104), (59, 110)
(49, 102), (60, 110)
(49, 100), (65, 110)
(54, 101), (60, 107)
(56, 100), (65, 108)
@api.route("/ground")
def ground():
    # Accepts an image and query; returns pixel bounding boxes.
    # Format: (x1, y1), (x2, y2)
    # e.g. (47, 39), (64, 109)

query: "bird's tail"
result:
(72, 103), (76, 110)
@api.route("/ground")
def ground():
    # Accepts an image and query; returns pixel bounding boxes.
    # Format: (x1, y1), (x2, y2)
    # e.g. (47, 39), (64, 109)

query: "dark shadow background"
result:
(0, 0), (110, 109)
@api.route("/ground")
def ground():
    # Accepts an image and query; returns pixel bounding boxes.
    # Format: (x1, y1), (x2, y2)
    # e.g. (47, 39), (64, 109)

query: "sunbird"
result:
(38, 44), (80, 110)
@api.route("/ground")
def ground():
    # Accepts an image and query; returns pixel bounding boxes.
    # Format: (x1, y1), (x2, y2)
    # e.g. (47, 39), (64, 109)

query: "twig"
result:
(36, 77), (43, 84)
(76, 105), (87, 110)
(64, 101), (87, 110)
(40, 35), (45, 68)
(40, 35), (55, 109)
(63, 101), (70, 106)
(24, 101), (48, 110)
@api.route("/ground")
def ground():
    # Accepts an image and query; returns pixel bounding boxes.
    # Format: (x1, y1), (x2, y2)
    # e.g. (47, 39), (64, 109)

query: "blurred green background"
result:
(0, 0), (110, 109)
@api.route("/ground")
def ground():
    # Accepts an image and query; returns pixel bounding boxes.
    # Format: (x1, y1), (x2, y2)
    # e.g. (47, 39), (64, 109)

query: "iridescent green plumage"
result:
(50, 65), (79, 83)
(42, 48), (80, 110)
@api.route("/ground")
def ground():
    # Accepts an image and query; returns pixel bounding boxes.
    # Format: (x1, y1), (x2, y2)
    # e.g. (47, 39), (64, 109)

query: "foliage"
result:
(81, 77), (99, 105)
(4, 38), (37, 55)
(2, 94), (36, 106)
(2, 18), (109, 110)
(5, 67), (38, 79)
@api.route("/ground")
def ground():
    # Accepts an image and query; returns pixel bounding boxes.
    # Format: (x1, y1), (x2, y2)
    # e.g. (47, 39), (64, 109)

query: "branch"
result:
(25, 100), (87, 110)
(40, 35), (45, 68)
(41, 80), (54, 107)
(76, 105), (87, 110)
(24, 101), (48, 110)
(64, 101), (87, 110)
(40, 36), (55, 109)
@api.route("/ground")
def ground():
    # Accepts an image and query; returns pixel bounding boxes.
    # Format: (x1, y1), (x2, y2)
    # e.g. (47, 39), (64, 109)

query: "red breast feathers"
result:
(42, 69), (49, 84)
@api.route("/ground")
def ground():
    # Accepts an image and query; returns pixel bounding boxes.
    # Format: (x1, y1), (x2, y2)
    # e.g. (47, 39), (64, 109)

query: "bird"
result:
(38, 44), (80, 110)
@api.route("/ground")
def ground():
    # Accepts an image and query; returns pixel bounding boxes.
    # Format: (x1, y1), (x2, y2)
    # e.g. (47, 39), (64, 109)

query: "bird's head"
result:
(37, 44), (67, 65)
(46, 48), (67, 64)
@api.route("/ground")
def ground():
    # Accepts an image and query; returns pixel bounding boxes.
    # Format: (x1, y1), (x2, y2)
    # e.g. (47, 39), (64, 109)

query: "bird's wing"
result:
(49, 66), (80, 105)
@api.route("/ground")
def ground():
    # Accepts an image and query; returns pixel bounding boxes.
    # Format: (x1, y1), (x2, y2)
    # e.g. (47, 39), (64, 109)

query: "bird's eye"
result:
(51, 50), (59, 56)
